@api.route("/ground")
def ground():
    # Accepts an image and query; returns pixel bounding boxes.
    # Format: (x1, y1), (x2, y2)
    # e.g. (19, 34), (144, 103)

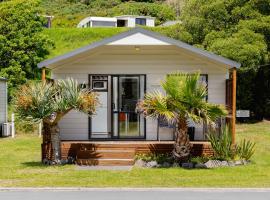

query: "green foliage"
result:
(13, 78), (99, 123)
(41, 0), (176, 27)
(135, 153), (173, 164)
(0, 0), (53, 97)
(206, 29), (267, 69)
(236, 139), (256, 161)
(208, 126), (256, 161)
(207, 126), (236, 160)
(190, 156), (211, 164)
(150, 24), (193, 44)
(181, 0), (270, 69)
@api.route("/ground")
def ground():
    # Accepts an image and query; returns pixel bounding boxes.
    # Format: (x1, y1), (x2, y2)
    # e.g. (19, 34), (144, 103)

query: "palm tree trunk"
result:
(42, 122), (61, 165)
(173, 117), (191, 162)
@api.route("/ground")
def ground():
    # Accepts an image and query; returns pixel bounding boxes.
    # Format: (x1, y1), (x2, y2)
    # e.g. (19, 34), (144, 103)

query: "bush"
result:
(207, 126), (236, 161)
(190, 156), (211, 164)
(208, 126), (256, 161)
(236, 139), (256, 161)
(135, 153), (173, 164)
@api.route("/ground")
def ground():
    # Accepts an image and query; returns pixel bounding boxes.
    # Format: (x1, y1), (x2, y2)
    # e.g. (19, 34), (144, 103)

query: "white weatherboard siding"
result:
(51, 45), (228, 141)
(0, 81), (7, 126)
(146, 18), (155, 27)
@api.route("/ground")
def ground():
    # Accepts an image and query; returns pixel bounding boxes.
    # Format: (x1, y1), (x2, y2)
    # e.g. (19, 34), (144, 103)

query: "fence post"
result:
(11, 113), (15, 138)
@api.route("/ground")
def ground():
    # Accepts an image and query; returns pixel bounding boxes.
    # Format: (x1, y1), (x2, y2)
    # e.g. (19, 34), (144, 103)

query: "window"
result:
(92, 21), (116, 27)
(135, 18), (146, 26)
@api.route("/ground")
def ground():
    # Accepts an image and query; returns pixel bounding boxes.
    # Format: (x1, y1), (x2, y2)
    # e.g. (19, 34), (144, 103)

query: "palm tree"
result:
(136, 72), (227, 162)
(14, 78), (99, 164)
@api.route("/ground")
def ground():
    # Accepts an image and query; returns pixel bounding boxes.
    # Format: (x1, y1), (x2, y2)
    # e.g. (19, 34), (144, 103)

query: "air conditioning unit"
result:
(2, 123), (11, 137)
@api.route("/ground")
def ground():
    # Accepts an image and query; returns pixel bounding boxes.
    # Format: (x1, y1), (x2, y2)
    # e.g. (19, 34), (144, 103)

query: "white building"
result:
(38, 28), (240, 142)
(77, 15), (155, 28)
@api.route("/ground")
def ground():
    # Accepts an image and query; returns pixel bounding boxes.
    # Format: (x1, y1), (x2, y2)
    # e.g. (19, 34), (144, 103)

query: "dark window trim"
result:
(88, 74), (146, 141)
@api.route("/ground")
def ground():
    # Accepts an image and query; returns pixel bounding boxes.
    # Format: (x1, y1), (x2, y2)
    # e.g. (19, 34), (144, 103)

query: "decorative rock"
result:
(146, 161), (158, 168)
(181, 162), (194, 169)
(67, 156), (75, 164)
(242, 160), (250, 165)
(134, 159), (147, 168)
(221, 161), (229, 167)
(162, 162), (171, 168)
(204, 160), (222, 168)
(195, 163), (207, 169)
(234, 160), (243, 166)
(228, 161), (235, 167)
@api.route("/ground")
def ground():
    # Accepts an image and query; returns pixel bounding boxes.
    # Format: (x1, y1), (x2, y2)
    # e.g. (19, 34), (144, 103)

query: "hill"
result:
(41, 0), (178, 28)
(43, 27), (128, 58)
(43, 25), (193, 58)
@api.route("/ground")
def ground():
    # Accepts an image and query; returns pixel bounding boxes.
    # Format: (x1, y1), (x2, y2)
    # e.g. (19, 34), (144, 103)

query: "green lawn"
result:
(43, 28), (129, 58)
(0, 122), (270, 187)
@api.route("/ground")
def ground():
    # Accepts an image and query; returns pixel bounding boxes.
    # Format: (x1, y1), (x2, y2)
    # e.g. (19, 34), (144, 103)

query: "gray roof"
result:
(38, 27), (241, 69)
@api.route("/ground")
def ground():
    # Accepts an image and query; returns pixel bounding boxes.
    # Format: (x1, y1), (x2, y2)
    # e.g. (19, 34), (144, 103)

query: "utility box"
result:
(0, 77), (8, 137)
(2, 123), (11, 137)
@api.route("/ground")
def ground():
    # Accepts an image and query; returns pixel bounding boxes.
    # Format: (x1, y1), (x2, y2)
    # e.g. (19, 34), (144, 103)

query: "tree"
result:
(14, 79), (99, 164)
(180, 0), (269, 68)
(0, 0), (53, 96)
(137, 72), (227, 162)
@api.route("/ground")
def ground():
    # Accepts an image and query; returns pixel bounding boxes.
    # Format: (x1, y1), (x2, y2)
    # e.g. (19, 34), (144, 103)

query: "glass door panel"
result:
(112, 75), (145, 138)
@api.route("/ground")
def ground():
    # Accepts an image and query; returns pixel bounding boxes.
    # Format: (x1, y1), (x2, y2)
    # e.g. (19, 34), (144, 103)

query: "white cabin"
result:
(38, 28), (240, 142)
(77, 16), (155, 28)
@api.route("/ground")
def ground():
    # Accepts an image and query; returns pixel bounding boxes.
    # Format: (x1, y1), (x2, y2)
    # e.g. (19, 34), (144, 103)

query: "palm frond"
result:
(14, 78), (99, 124)
(136, 90), (176, 122)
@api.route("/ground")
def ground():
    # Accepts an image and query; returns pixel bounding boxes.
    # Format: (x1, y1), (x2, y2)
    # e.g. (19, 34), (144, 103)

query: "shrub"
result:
(135, 153), (173, 164)
(208, 126), (256, 161)
(236, 139), (256, 160)
(207, 126), (236, 160)
(190, 156), (211, 164)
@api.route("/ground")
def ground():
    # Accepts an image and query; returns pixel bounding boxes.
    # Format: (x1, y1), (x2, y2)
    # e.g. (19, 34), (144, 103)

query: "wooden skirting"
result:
(42, 141), (213, 165)
(62, 141), (213, 159)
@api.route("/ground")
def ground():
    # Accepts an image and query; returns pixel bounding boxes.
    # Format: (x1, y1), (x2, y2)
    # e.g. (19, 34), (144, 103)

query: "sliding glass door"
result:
(112, 75), (145, 139)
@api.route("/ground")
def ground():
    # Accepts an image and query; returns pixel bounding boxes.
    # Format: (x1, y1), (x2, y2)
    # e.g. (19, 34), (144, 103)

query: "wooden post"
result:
(231, 68), (237, 145)
(42, 67), (46, 82)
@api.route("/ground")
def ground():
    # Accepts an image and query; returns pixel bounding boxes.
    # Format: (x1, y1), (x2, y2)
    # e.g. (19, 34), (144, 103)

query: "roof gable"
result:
(38, 28), (241, 68)
(108, 33), (170, 45)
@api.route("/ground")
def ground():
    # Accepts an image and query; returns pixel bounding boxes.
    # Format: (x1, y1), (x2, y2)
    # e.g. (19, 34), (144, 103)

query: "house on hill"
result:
(77, 15), (155, 28)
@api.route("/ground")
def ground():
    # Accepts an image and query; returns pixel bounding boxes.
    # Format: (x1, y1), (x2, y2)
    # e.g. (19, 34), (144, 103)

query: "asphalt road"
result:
(0, 188), (270, 200)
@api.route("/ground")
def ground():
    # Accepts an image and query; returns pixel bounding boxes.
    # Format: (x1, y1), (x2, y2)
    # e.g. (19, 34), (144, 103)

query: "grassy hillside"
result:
(43, 25), (192, 58)
(41, 0), (177, 28)
(43, 27), (128, 58)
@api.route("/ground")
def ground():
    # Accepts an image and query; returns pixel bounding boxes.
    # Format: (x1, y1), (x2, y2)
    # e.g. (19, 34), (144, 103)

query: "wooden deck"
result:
(44, 141), (213, 166)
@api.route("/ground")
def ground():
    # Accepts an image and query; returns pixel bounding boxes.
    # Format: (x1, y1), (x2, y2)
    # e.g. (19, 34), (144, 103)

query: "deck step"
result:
(76, 149), (135, 159)
(76, 158), (134, 166)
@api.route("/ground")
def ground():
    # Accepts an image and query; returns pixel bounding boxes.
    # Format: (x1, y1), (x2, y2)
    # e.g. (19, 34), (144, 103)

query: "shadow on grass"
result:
(21, 161), (48, 168)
